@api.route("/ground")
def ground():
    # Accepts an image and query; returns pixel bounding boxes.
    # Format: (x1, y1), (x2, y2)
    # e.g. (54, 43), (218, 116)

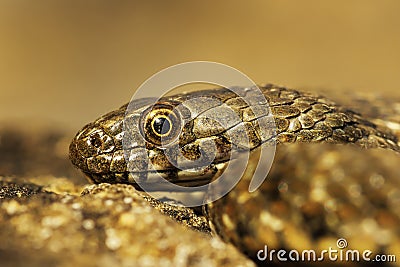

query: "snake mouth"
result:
(82, 162), (226, 192)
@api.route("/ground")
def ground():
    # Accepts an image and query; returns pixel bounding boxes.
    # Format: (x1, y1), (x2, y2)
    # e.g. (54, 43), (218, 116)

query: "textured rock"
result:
(0, 180), (254, 267)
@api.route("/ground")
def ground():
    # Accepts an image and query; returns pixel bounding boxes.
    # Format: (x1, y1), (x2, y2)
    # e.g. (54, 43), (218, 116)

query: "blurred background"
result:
(1, 0), (400, 131)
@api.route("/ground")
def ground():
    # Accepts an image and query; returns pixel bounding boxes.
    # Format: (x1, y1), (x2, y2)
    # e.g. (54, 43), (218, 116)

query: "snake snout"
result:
(69, 123), (116, 175)
(69, 136), (87, 173)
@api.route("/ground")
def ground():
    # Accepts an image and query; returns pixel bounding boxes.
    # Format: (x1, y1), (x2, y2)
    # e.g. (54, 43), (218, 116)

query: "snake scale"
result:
(69, 84), (400, 266)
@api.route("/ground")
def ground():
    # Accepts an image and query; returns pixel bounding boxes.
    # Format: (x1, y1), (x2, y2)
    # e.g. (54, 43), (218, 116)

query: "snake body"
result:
(69, 84), (400, 265)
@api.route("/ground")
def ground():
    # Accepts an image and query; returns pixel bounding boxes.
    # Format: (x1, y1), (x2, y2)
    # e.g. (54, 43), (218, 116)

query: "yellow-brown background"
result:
(1, 1), (400, 130)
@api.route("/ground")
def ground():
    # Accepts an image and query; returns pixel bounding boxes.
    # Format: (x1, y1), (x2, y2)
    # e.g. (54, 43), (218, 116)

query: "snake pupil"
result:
(153, 117), (171, 135)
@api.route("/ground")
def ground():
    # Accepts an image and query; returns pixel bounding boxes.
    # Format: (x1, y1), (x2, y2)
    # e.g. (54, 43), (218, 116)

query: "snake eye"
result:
(141, 104), (181, 147)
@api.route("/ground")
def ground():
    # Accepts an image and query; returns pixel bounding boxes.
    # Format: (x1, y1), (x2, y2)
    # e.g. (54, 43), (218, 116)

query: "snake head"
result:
(69, 88), (274, 190)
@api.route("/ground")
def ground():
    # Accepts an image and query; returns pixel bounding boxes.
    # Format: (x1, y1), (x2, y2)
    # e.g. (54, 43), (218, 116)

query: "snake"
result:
(69, 84), (400, 265)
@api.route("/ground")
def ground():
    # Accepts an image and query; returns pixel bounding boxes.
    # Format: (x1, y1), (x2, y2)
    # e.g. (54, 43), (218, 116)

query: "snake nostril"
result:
(90, 133), (102, 148)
